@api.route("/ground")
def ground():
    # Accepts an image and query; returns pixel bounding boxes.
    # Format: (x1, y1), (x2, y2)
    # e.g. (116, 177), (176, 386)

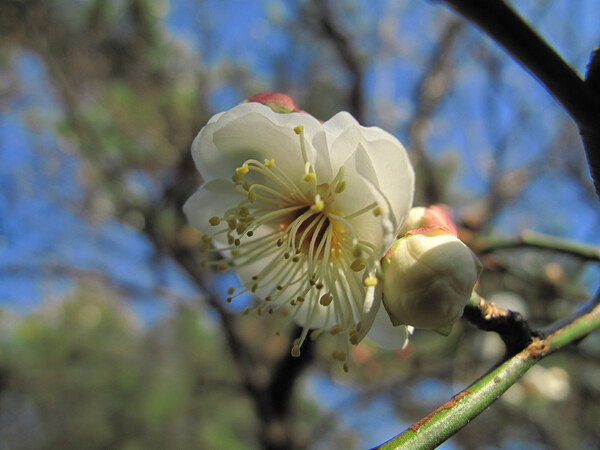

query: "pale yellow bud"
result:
(382, 226), (482, 331)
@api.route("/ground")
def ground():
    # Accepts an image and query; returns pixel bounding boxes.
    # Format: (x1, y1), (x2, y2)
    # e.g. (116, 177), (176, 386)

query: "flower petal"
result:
(192, 103), (332, 184)
(183, 179), (239, 237)
(328, 119), (414, 230)
(366, 305), (410, 350)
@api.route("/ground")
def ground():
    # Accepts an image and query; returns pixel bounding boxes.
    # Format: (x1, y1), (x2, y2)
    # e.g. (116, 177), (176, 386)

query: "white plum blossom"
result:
(184, 98), (414, 367)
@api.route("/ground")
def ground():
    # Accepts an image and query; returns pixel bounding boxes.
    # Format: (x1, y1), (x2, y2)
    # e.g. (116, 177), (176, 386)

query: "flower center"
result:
(200, 124), (382, 368)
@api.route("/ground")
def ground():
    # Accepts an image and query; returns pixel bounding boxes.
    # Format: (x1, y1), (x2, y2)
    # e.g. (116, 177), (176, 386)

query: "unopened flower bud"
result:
(246, 92), (302, 114)
(399, 204), (458, 237)
(382, 226), (482, 331)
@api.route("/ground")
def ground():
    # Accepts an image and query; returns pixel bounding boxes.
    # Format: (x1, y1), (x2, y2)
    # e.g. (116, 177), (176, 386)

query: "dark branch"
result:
(463, 295), (545, 357)
(439, 0), (600, 199)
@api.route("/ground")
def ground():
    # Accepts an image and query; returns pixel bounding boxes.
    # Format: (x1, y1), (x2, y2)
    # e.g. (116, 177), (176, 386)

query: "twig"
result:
(310, 0), (365, 122)
(408, 17), (464, 204)
(373, 298), (600, 450)
(476, 230), (600, 262)
(462, 293), (544, 357)
(437, 0), (600, 199)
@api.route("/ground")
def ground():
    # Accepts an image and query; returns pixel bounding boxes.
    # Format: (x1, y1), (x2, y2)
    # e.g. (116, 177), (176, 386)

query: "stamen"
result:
(344, 202), (378, 220)
(311, 194), (324, 212)
(320, 293), (333, 306)
(294, 125), (309, 164)
(350, 259), (365, 272)
(236, 164), (249, 176)
(365, 275), (378, 287)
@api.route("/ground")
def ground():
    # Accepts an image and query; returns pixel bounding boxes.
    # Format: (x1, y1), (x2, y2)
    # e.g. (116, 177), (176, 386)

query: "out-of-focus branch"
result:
(437, 0), (600, 199)
(408, 17), (463, 205)
(476, 230), (600, 263)
(309, 0), (365, 122)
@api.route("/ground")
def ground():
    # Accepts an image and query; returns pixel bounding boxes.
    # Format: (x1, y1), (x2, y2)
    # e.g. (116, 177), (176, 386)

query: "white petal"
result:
(366, 305), (410, 350)
(328, 122), (414, 230)
(333, 146), (397, 255)
(192, 103), (331, 183)
(183, 179), (239, 237)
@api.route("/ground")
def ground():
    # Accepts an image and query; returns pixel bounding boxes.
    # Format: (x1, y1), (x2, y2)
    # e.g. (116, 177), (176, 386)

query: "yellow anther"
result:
(264, 158), (275, 168)
(236, 164), (249, 175)
(232, 173), (243, 183)
(311, 197), (324, 212)
(236, 223), (247, 234)
(365, 276), (378, 287)
(209, 216), (221, 226)
(319, 293), (333, 306)
(352, 246), (362, 258)
(373, 207), (382, 217)
(291, 345), (301, 357)
(332, 350), (347, 361)
(349, 330), (359, 345)
(310, 330), (321, 340)
(350, 259), (365, 272)
(217, 262), (229, 272)
(293, 125), (304, 135)
(227, 219), (237, 230)
(239, 206), (249, 217)
(201, 235), (212, 244)
(330, 324), (343, 335)
(248, 189), (257, 203)
(335, 180), (346, 194)
(281, 308), (290, 317)
(304, 172), (316, 182)
(242, 180), (252, 191)
(257, 306), (263, 316)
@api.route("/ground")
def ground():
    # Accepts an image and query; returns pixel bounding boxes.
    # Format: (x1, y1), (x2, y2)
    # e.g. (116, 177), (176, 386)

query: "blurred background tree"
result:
(0, 0), (599, 448)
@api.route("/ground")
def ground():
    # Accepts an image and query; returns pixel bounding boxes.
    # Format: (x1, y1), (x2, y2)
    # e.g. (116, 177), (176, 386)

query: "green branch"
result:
(373, 300), (600, 450)
(476, 230), (600, 262)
